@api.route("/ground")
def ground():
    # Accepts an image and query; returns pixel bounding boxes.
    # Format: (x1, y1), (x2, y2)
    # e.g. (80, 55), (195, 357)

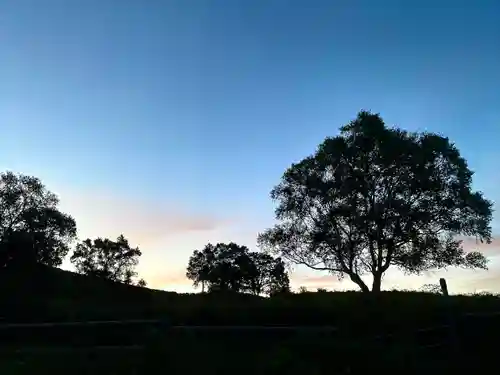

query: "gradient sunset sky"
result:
(1, 0), (499, 293)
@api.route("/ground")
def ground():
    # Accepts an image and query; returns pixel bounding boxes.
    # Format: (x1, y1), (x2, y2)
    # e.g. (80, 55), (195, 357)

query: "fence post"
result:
(439, 278), (448, 296)
(440, 278), (459, 358)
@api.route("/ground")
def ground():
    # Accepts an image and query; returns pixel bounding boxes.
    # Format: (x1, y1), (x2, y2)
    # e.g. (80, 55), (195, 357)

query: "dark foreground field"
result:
(1, 265), (499, 374)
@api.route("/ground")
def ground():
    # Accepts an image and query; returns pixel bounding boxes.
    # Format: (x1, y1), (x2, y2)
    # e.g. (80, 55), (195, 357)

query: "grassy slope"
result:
(2, 264), (500, 327)
(2, 265), (500, 374)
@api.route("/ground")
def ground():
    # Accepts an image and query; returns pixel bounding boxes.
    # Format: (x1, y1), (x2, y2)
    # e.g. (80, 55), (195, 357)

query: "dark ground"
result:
(1, 265), (499, 374)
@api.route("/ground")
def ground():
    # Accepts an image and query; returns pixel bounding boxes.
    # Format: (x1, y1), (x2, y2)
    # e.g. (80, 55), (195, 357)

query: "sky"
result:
(0, 0), (499, 294)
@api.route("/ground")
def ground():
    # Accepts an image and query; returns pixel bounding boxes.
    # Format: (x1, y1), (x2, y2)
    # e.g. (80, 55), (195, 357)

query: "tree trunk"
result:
(349, 273), (370, 293)
(371, 273), (382, 293)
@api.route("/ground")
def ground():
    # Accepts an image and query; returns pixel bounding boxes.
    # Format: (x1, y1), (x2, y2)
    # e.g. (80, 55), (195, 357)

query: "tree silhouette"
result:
(298, 286), (308, 293)
(186, 243), (218, 293)
(186, 242), (290, 295)
(0, 171), (77, 269)
(70, 235), (143, 284)
(246, 252), (290, 295)
(205, 243), (248, 292)
(258, 111), (493, 292)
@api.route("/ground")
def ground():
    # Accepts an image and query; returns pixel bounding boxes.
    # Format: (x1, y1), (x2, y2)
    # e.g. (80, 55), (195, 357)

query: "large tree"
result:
(186, 242), (290, 295)
(70, 235), (144, 285)
(258, 111), (493, 292)
(0, 171), (77, 269)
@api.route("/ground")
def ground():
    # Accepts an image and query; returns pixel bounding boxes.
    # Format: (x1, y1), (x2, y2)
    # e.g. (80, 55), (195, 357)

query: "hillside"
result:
(0, 264), (264, 323)
(2, 265), (500, 374)
(2, 265), (500, 326)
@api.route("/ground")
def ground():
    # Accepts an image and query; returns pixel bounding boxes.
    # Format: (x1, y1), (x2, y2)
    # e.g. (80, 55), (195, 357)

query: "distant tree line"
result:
(0, 111), (494, 293)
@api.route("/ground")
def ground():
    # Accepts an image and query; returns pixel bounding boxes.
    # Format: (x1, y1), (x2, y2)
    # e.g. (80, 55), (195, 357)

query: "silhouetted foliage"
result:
(0, 171), (77, 269)
(419, 283), (442, 294)
(248, 252), (290, 295)
(258, 111), (493, 292)
(136, 278), (147, 288)
(186, 242), (290, 295)
(70, 235), (143, 284)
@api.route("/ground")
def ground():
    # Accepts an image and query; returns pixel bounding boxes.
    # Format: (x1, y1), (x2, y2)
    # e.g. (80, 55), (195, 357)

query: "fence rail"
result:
(0, 319), (163, 329)
(1, 309), (500, 329)
(2, 310), (500, 354)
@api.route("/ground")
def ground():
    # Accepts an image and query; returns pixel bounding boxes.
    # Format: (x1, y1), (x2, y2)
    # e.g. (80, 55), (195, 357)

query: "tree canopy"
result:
(0, 171), (77, 269)
(186, 242), (290, 295)
(258, 111), (493, 292)
(70, 235), (145, 286)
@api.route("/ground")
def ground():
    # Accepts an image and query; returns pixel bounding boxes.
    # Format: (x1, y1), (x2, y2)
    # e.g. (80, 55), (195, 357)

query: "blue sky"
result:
(1, 0), (499, 293)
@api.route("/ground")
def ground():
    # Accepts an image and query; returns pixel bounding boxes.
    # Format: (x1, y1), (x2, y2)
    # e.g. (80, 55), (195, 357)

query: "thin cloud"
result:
(58, 190), (231, 247)
(292, 274), (344, 289)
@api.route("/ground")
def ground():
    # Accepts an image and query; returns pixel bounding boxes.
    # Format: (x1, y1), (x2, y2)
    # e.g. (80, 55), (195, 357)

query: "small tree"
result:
(258, 111), (493, 292)
(245, 253), (290, 295)
(186, 245), (214, 293)
(208, 243), (249, 292)
(70, 235), (143, 284)
(0, 171), (77, 269)
(186, 242), (290, 295)
(186, 243), (239, 292)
